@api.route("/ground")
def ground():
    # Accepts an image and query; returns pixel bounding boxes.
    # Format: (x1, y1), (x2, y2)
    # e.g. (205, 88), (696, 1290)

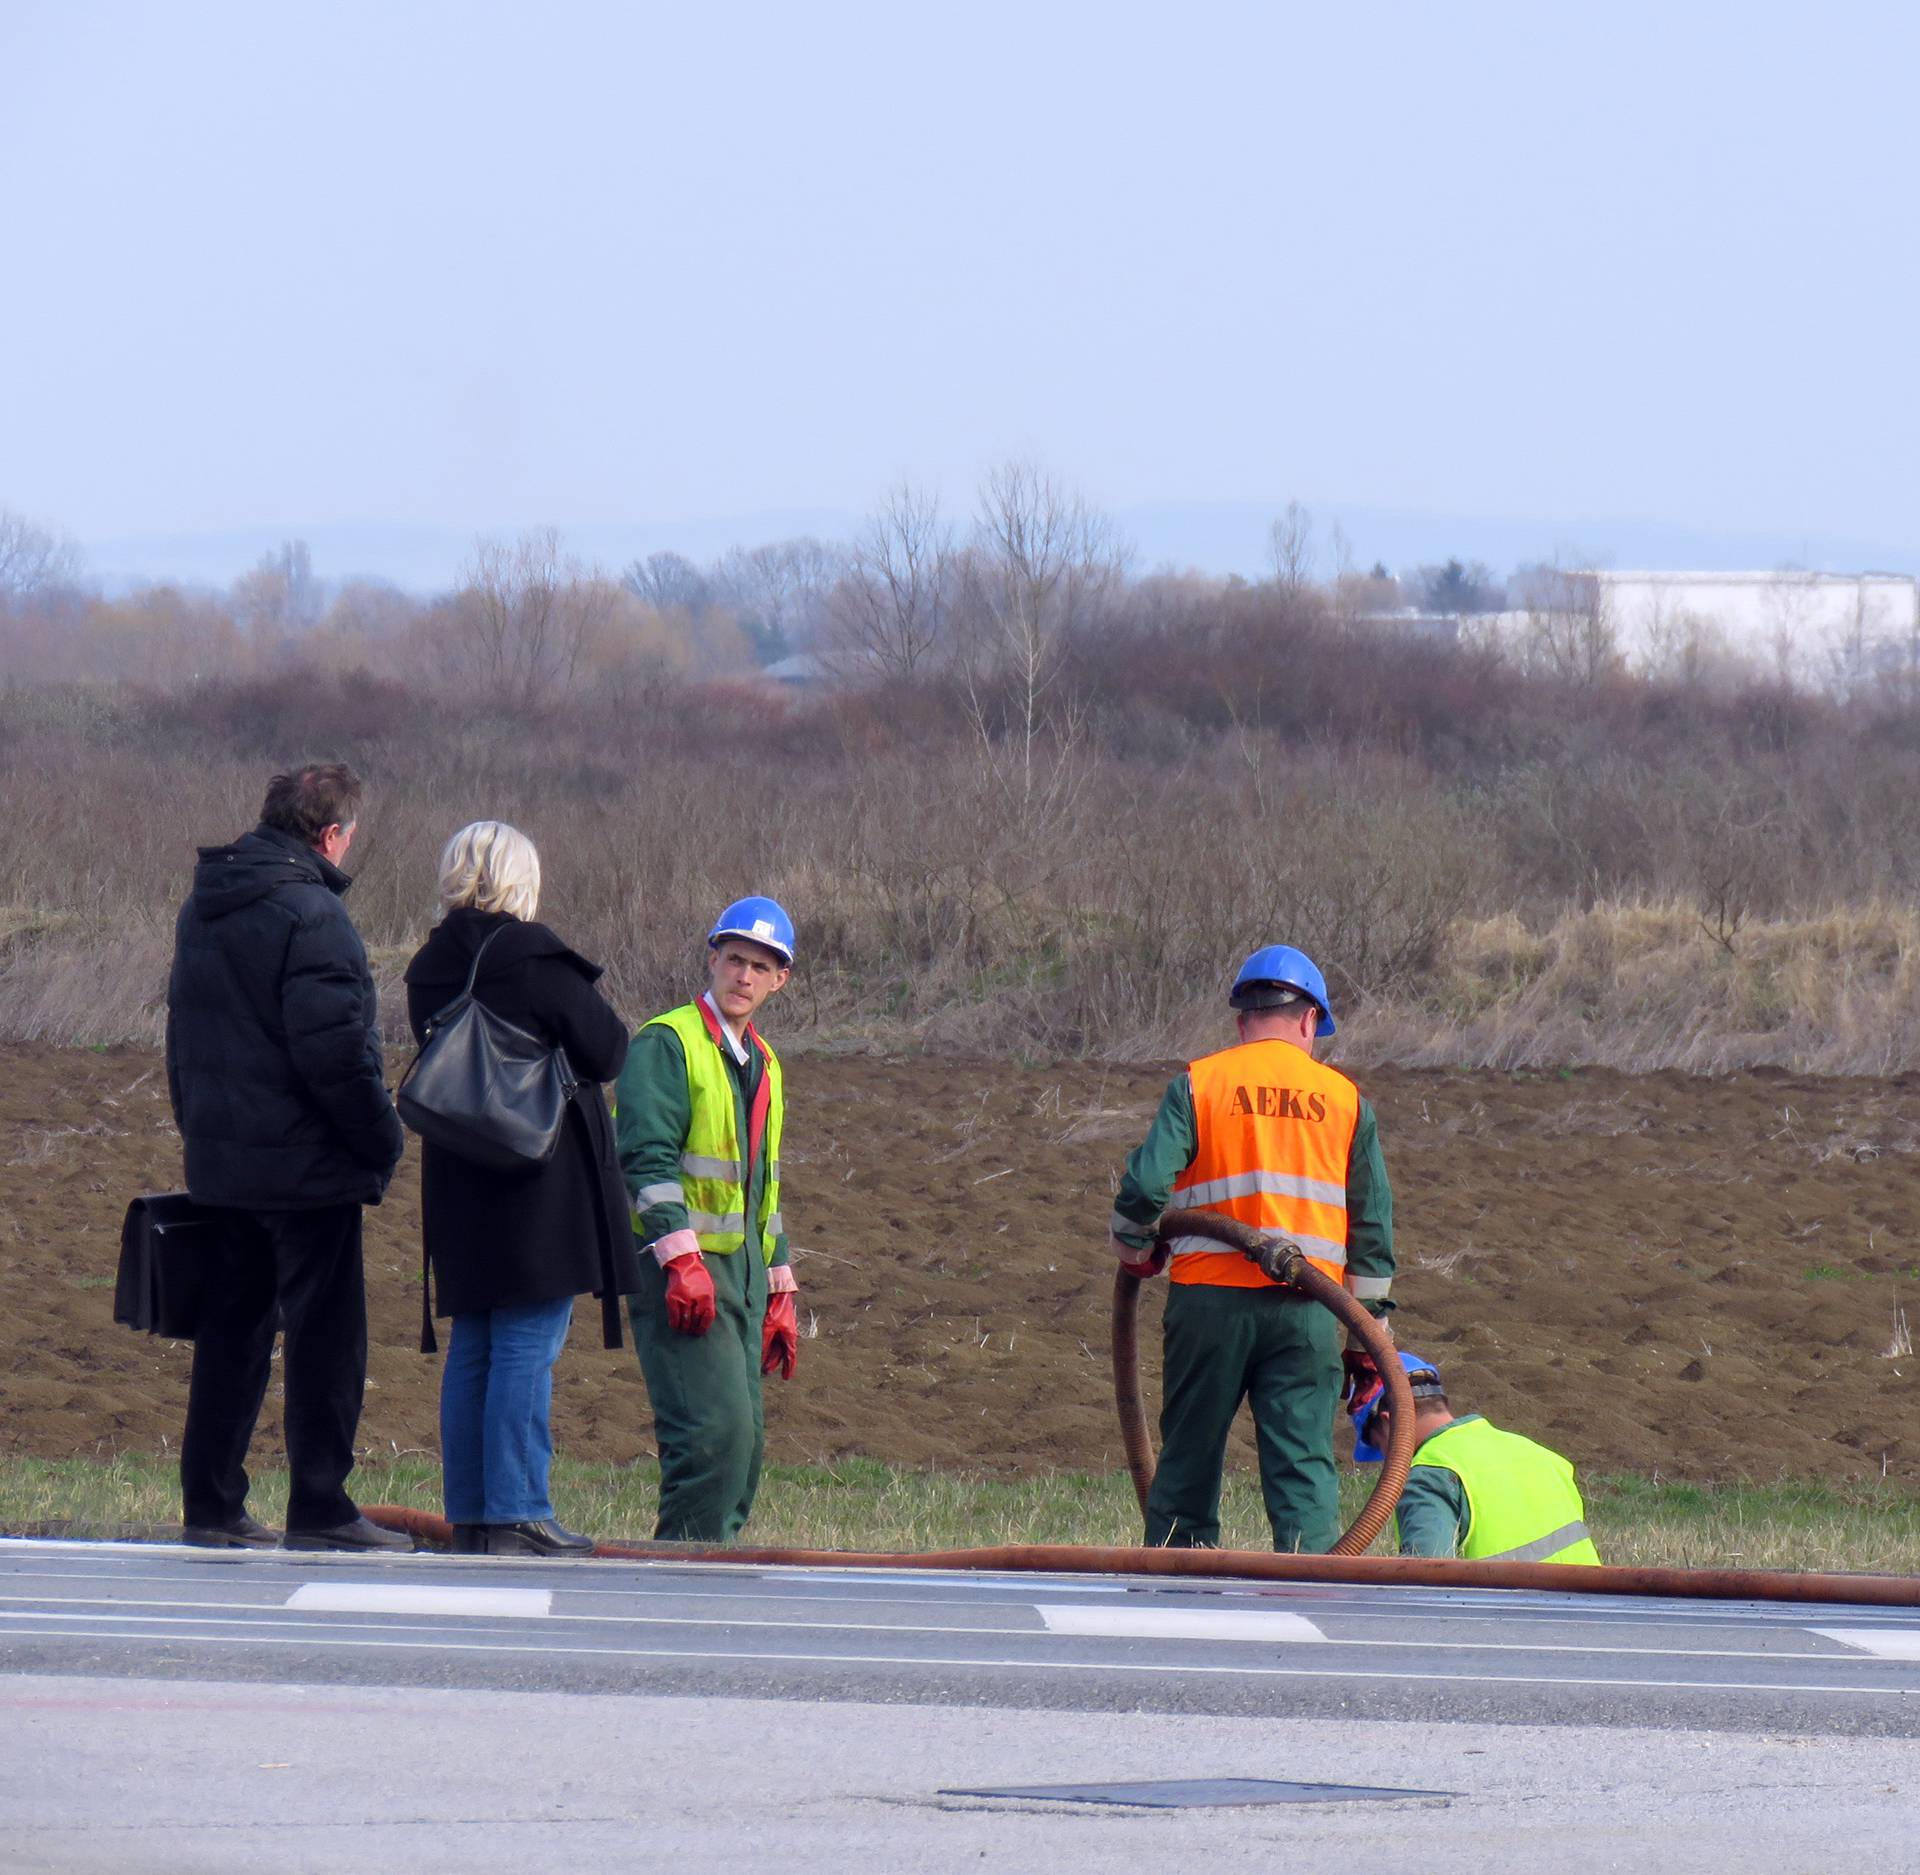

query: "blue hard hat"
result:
(1351, 1351), (1444, 1464)
(708, 896), (795, 966)
(1230, 944), (1335, 1037)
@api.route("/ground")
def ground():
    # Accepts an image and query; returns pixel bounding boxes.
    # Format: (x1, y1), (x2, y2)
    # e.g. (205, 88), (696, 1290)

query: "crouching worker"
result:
(615, 899), (803, 1541)
(1352, 1351), (1600, 1563)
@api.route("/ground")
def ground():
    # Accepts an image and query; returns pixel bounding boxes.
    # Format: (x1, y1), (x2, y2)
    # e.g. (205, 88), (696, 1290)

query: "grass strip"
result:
(3, 1455), (1918, 1573)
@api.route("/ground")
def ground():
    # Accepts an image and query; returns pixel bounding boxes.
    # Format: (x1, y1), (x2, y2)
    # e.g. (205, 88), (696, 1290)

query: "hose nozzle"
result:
(1245, 1231), (1305, 1286)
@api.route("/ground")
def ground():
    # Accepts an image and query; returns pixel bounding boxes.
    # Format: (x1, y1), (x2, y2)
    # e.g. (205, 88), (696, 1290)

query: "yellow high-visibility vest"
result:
(637, 1001), (783, 1262)
(1399, 1416), (1601, 1564)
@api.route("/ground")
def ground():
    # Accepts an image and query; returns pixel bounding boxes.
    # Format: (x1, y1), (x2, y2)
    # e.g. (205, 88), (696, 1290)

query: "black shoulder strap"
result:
(424, 923), (509, 1035)
(461, 923), (508, 995)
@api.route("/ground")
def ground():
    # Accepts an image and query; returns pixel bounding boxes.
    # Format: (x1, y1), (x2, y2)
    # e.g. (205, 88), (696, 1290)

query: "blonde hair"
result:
(437, 821), (541, 922)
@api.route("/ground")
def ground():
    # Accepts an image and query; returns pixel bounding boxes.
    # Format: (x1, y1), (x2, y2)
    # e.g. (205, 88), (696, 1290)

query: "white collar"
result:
(701, 990), (750, 1064)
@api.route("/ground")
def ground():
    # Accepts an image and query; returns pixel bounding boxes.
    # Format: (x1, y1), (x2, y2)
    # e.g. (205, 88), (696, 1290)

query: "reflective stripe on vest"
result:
(1170, 1039), (1359, 1289)
(1397, 1417), (1602, 1565)
(635, 1001), (784, 1263)
(1484, 1521), (1595, 1564)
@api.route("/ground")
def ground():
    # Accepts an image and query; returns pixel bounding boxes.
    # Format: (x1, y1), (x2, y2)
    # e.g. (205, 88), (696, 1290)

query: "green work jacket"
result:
(1393, 1415), (1600, 1563)
(614, 997), (789, 1269)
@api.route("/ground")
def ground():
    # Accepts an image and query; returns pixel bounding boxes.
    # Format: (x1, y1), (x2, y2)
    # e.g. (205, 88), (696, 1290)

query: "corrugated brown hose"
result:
(363, 1213), (1920, 1605)
(360, 1498), (1920, 1608)
(1112, 1207), (1414, 1557)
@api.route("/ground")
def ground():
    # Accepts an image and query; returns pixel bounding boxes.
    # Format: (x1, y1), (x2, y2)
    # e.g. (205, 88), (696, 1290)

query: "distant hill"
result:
(80, 503), (1919, 594)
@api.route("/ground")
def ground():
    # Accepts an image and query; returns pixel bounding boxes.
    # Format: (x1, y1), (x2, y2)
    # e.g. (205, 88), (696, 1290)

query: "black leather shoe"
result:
(283, 1515), (414, 1552)
(182, 1513), (280, 1549)
(485, 1519), (595, 1557)
(449, 1523), (487, 1554)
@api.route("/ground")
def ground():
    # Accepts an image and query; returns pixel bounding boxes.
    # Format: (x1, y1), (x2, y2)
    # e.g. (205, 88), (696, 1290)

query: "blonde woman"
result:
(402, 821), (629, 1556)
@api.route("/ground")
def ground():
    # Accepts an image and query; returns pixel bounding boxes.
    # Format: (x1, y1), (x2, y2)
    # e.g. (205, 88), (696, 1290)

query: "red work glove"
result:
(663, 1252), (716, 1336)
(1341, 1344), (1381, 1404)
(1110, 1232), (1170, 1279)
(762, 1289), (799, 1379)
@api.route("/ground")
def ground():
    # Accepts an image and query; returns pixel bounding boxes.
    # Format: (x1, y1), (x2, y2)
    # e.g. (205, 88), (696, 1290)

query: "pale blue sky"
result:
(4, 1), (1916, 578)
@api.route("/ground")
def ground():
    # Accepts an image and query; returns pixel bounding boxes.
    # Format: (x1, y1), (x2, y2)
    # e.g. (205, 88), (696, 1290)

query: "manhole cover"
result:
(940, 1778), (1456, 1809)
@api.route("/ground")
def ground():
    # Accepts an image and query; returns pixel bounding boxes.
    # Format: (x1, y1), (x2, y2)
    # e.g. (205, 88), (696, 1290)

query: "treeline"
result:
(6, 480), (1920, 1069)
(0, 473), (1770, 709)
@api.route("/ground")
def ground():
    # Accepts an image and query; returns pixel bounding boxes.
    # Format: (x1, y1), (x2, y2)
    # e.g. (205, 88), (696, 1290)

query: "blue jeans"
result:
(440, 1297), (574, 1524)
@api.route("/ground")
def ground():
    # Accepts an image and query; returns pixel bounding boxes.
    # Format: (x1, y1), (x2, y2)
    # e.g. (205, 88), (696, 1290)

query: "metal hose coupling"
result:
(1242, 1229), (1305, 1287)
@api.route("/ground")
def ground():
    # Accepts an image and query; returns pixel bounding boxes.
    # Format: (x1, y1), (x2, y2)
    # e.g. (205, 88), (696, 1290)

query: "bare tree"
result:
(1824, 576), (1901, 696)
(1511, 559), (1621, 686)
(323, 577), (417, 643)
(452, 528), (614, 710)
(713, 536), (845, 661)
(960, 459), (1127, 813)
(825, 483), (953, 677)
(1640, 602), (1732, 689)
(622, 550), (712, 617)
(1268, 499), (1316, 595)
(232, 539), (322, 652)
(1759, 566), (1822, 688)
(0, 508), (81, 604)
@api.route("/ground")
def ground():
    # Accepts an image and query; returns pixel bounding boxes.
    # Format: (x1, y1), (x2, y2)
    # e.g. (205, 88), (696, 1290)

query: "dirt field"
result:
(3, 1043), (1917, 1487)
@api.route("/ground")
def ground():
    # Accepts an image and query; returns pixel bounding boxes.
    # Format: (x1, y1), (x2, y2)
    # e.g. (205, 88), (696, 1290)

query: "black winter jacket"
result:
(403, 909), (631, 1332)
(166, 824), (404, 1209)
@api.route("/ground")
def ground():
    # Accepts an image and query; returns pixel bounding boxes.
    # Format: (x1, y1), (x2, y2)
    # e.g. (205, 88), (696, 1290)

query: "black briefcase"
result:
(114, 1193), (231, 1339)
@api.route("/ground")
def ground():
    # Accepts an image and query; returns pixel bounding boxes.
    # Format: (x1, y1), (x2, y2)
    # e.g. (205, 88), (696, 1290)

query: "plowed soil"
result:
(4, 1044), (1918, 1485)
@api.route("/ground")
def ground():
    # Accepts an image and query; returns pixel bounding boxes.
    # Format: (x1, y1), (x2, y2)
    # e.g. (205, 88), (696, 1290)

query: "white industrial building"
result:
(1597, 570), (1918, 674)
(1474, 569), (1920, 686)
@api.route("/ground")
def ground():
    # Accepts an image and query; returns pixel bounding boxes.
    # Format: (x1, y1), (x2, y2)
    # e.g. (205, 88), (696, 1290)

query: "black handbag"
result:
(114, 1193), (232, 1339)
(396, 925), (579, 1171)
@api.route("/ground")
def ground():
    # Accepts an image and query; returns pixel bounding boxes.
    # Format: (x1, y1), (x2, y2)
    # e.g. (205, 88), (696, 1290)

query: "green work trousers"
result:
(1144, 1282), (1343, 1553)
(627, 1244), (767, 1542)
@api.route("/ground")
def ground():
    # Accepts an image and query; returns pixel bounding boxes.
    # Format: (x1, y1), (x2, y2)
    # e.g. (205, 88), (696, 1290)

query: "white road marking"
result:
(1811, 1628), (1920, 1660)
(285, 1583), (552, 1619)
(776, 1571), (1127, 1594)
(1038, 1605), (1327, 1643)
(2, 1604), (1917, 1677)
(1, 1618), (1916, 1698)
(5, 1567), (1898, 1638)
(0, 1596), (1910, 1666)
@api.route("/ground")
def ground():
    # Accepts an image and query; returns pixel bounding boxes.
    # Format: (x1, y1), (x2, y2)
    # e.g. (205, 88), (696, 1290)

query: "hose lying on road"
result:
(361, 1211), (1920, 1609)
(360, 1502), (1920, 1608)
(1112, 1207), (1413, 1557)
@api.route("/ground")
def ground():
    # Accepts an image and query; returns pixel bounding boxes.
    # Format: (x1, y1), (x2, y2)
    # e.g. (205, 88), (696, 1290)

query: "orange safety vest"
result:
(1167, 1039), (1358, 1289)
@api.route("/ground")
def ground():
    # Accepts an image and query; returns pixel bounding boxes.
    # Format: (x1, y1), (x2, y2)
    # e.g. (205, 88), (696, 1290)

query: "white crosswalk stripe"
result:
(1037, 1605), (1326, 1643)
(1810, 1627), (1920, 1660)
(285, 1582), (552, 1618)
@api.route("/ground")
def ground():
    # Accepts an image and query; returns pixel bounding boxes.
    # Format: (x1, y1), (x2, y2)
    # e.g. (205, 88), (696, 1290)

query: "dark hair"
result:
(260, 762), (364, 847)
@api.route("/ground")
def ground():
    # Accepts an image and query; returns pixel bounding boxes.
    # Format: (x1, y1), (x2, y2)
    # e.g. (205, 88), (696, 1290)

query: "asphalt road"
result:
(3, 1537), (1918, 1872)
(2, 1536), (1917, 1731)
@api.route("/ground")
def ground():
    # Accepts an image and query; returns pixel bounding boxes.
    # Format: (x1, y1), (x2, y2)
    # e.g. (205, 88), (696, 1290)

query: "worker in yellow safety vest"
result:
(1109, 943), (1396, 1552)
(614, 897), (801, 1541)
(1351, 1351), (1601, 1563)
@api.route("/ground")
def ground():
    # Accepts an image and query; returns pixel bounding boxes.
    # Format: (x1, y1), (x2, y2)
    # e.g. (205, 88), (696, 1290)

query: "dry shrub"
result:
(1353, 899), (1920, 1074)
(9, 638), (1920, 1070)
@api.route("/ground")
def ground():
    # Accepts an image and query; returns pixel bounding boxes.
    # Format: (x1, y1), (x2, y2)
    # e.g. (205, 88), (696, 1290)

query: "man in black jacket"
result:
(166, 762), (409, 1551)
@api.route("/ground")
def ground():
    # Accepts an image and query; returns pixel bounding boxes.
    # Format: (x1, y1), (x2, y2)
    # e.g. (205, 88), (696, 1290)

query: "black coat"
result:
(403, 909), (631, 1329)
(166, 824), (404, 1210)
